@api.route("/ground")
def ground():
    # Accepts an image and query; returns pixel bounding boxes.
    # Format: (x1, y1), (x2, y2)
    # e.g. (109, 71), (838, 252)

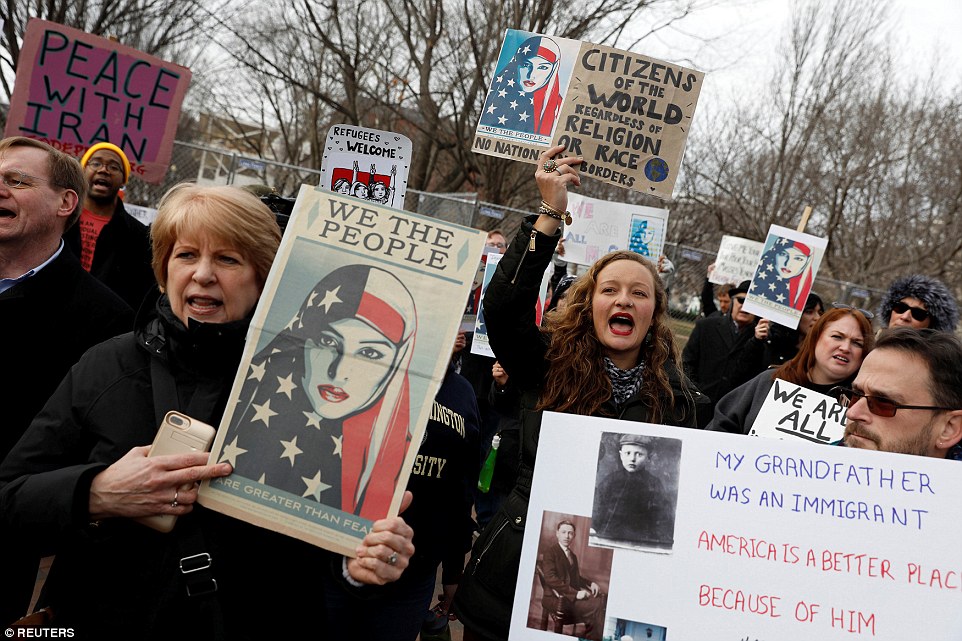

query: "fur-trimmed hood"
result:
(879, 274), (959, 331)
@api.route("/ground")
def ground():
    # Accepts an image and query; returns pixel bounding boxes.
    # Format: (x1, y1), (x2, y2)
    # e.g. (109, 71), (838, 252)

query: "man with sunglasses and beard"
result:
(878, 274), (958, 333)
(836, 328), (962, 460)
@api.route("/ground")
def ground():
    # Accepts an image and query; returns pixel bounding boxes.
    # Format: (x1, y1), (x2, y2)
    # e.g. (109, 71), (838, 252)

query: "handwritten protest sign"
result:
(742, 225), (827, 330)
(710, 235), (765, 286)
(319, 124), (412, 209)
(512, 412), (962, 640)
(563, 192), (669, 266)
(199, 185), (485, 555)
(4, 19), (191, 183)
(473, 29), (704, 199)
(750, 380), (847, 444)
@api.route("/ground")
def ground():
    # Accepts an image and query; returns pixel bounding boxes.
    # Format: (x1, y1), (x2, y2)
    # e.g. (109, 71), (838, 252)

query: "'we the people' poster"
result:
(199, 185), (485, 556)
(511, 412), (961, 640)
(741, 225), (827, 330)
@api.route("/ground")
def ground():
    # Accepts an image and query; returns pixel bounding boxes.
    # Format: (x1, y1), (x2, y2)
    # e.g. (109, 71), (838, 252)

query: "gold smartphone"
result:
(135, 411), (216, 533)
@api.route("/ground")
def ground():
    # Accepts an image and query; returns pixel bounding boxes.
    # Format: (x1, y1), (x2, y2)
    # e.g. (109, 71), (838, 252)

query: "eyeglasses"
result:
(734, 296), (746, 304)
(832, 302), (874, 320)
(0, 169), (50, 190)
(486, 242), (506, 250)
(833, 386), (956, 418)
(86, 159), (124, 174)
(891, 301), (929, 322)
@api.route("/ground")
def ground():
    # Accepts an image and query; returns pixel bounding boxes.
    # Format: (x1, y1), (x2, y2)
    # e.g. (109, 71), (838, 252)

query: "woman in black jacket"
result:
(452, 145), (704, 641)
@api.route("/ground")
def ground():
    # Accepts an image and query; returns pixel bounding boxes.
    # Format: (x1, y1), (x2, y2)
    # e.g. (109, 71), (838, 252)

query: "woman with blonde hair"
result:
(452, 145), (705, 641)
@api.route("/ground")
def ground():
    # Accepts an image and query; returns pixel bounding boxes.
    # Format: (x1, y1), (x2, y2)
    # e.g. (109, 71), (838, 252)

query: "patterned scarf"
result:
(604, 356), (644, 406)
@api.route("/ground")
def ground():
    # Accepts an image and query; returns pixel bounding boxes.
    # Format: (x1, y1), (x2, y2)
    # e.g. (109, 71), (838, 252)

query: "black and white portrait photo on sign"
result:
(526, 511), (612, 641)
(589, 432), (682, 552)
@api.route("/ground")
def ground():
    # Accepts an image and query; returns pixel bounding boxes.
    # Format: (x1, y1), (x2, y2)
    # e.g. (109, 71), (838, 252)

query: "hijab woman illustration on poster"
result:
(477, 30), (579, 145)
(198, 185), (485, 555)
(741, 224), (827, 330)
(224, 265), (416, 521)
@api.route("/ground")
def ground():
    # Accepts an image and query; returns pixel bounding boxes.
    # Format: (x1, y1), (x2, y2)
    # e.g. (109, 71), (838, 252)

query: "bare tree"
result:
(211, 0), (707, 217)
(676, 0), (962, 297)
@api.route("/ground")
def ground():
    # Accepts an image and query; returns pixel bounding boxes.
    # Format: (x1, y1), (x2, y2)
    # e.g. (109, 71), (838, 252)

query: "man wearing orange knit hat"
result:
(64, 142), (155, 310)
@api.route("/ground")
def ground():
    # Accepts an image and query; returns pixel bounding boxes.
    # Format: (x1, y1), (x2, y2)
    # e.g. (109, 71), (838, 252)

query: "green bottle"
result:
(477, 434), (500, 493)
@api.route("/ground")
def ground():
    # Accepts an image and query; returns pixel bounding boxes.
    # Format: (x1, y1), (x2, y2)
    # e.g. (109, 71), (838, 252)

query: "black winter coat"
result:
(64, 199), (157, 311)
(0, 298), (361, 640)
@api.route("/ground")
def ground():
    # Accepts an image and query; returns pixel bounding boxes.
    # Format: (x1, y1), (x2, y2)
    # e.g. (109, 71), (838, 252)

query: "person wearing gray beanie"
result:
(878, 274), (959, 332)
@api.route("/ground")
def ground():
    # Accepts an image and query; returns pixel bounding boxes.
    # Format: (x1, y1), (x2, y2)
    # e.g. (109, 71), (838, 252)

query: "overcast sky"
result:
(633, 0), (962, 114)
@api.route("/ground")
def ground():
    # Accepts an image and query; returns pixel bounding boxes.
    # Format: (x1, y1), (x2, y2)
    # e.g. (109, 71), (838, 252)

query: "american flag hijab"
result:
(753, 239), (814, 312)
(225, 264), (417, 519)
(480, 35), (564, 136)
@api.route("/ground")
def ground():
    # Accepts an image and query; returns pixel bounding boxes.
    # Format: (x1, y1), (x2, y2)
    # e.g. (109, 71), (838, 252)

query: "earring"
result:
(644, 330), (653, 346)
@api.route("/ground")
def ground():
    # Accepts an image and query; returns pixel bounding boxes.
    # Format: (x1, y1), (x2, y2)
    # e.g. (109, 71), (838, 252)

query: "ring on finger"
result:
(387, 552), (398, 566)
(542, 159), (558, 173)
(171, 489), (179, 508)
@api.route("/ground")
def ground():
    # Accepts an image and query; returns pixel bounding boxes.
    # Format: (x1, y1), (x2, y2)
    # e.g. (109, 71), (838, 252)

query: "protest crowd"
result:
(2, 14), (962, 641)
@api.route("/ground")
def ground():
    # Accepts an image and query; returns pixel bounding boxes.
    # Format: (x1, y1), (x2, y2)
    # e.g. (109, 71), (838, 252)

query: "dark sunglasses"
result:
(832, 386), (956, 418)
(831, 302), (874, 320)
(734, 296), (746, 305)
(891, 301), (929, 322)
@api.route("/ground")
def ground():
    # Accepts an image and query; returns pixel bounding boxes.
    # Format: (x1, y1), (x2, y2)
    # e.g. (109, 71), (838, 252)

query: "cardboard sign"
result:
(473, 29), (704, 199)
(319, 124), (412, 209)
(563, 192), (669, 266)
(710, 235), (765, 286)
(741, 225), (827, 330)
(750, 379), (847, 444)
(199, 185), (485, 555)
(4, 19), (191, 183)
(511, 412), (962, 640)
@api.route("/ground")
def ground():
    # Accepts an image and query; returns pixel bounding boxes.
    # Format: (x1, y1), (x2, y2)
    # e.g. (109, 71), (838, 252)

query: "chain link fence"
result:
(126, 140), (885, 320)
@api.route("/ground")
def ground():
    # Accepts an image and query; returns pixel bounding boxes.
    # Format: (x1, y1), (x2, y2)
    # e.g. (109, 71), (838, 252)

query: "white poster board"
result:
(510, 412), (961, 640)
(741, 225), (827, 330)
(750, 379), (847, 443)
(710, 235), (765, 286)
(563, 192), (669, 266)
(319, 124), (412, 209)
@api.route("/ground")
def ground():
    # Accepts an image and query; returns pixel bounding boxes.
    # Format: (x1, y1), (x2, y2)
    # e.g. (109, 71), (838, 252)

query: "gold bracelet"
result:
(539, 201), (572, 225)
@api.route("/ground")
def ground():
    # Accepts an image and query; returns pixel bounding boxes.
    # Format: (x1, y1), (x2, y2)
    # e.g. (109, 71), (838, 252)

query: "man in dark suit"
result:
(682, 280), (758, 426)
(0, 136), (133, 625)
(540, 520), (605, 640)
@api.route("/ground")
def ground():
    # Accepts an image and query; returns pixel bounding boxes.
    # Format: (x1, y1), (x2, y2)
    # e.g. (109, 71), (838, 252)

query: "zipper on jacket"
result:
(510, 231), (537, 284)
(471, 518), (511, 574)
